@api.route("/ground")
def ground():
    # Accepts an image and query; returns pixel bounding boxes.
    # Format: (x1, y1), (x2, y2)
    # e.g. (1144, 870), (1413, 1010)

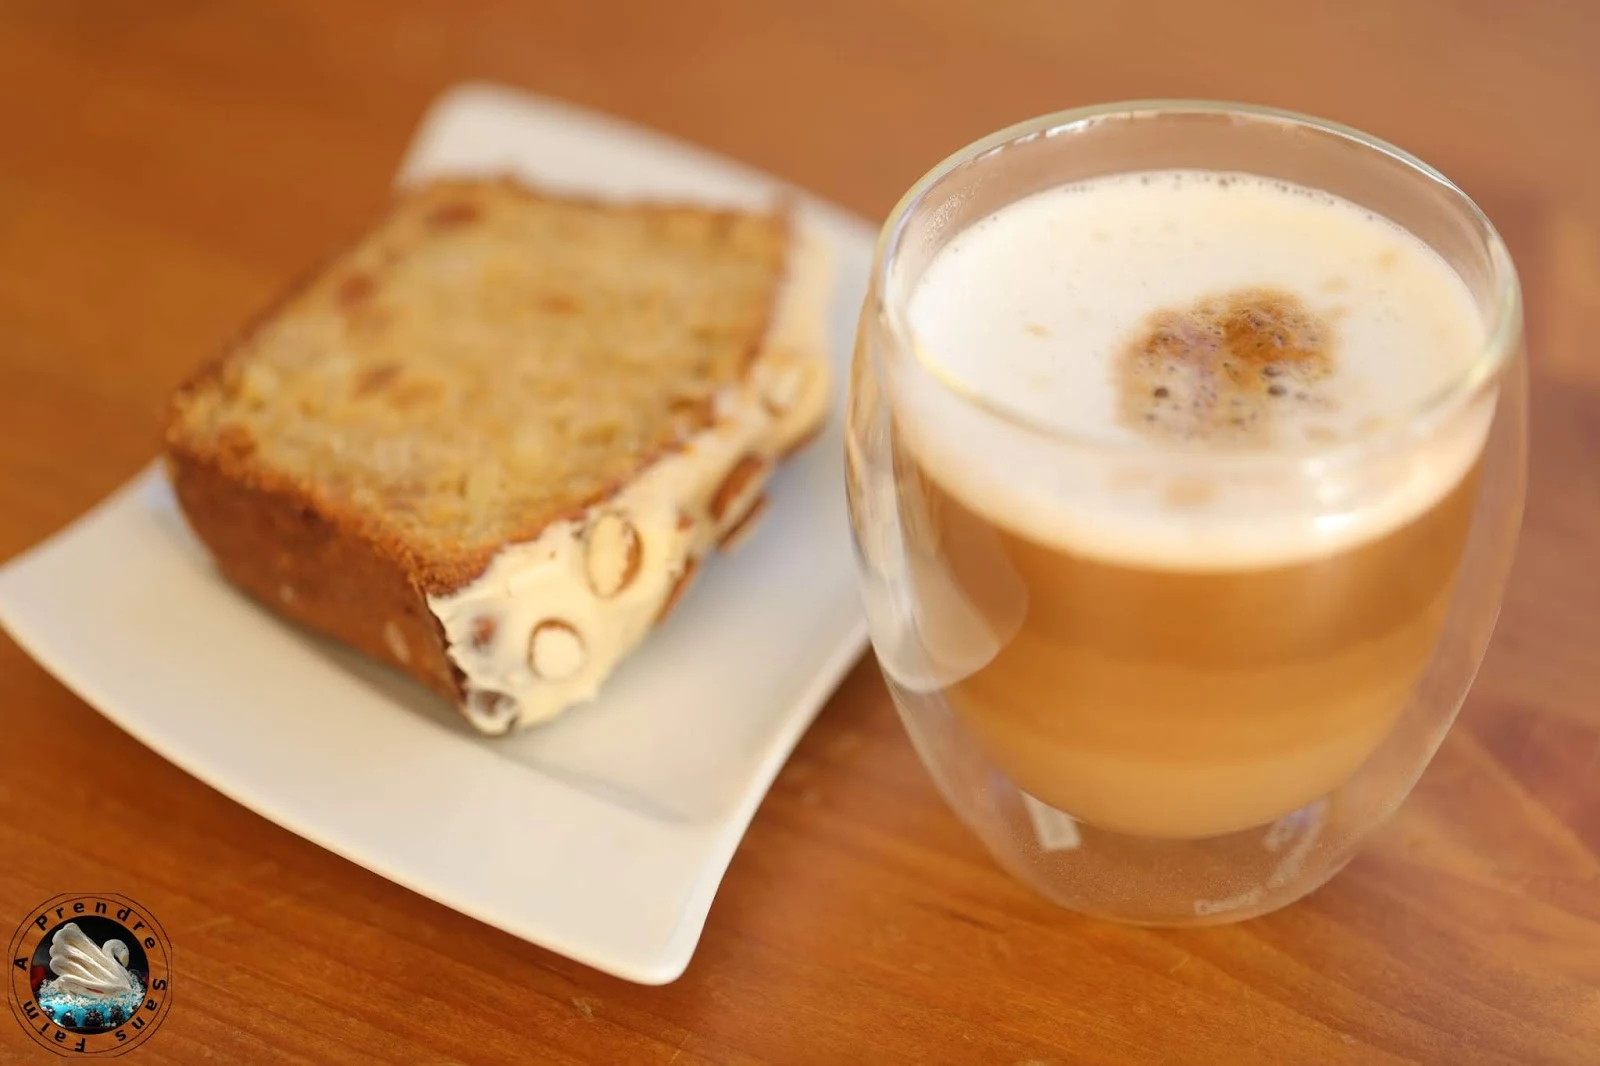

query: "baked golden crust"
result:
(164, 448), (463, 701)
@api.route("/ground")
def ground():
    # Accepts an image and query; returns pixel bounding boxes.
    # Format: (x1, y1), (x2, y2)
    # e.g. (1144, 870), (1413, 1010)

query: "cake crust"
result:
(165, 447), (460, 699)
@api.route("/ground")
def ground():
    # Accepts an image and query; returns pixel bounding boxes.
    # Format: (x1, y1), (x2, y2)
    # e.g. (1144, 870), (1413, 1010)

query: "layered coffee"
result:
(894, 171), (1491, 839)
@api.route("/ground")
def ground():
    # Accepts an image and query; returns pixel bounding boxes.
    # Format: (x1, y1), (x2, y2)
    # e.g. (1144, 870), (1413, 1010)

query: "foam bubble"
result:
(898, 171), (1493, 570)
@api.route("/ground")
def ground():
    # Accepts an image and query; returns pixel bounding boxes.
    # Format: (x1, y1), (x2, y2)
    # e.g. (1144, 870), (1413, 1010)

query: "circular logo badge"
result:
(7, 894), (172, 1056)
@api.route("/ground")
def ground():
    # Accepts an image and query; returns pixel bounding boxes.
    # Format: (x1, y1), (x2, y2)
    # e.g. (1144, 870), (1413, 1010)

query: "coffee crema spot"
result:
(1115, 287), (1335, 445)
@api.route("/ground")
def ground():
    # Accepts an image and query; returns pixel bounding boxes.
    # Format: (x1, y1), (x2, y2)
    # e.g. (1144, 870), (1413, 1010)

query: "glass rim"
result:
(871, 99), (1524, 463)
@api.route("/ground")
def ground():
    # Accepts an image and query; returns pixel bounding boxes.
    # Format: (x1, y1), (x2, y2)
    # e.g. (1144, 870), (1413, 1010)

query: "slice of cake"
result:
(164, 177), (831, 734)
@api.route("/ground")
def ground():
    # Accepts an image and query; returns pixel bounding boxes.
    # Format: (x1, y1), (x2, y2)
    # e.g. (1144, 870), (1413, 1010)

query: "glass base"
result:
(986, 805), (1356, 927)
(886, 675), (1362, 926)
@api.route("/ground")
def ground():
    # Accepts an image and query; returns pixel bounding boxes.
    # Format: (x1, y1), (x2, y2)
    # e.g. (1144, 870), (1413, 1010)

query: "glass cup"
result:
(845, 102), (1526, 924)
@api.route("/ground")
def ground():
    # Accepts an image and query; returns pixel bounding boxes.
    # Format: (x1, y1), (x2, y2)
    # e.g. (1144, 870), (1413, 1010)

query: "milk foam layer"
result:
(899, 171), (1495, 570)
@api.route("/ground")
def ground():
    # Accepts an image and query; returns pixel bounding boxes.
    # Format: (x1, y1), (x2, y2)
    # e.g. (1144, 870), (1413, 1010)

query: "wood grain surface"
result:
(2, 2), (1598, 1062)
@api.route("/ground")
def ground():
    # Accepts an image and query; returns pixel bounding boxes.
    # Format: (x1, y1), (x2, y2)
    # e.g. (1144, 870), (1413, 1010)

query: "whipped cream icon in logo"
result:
(40, 923), (144, 1024)
(8, 894), (171, 1056)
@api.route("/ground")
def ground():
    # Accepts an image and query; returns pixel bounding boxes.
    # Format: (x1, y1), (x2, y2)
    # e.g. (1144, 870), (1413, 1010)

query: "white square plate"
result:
(0, 83), (872, 985)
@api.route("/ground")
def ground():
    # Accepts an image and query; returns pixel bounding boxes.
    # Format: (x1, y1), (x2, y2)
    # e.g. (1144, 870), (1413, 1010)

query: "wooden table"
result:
(2, 2), (1597, 1062)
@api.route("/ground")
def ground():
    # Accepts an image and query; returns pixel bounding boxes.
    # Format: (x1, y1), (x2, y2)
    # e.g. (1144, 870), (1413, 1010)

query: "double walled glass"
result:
(845, 102), (1526, 924)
